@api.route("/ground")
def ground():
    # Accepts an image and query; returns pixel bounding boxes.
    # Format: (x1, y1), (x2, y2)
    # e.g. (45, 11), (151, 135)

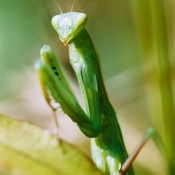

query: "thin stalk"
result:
(150, 1), (175, 174)
(131, 0), (175, 174)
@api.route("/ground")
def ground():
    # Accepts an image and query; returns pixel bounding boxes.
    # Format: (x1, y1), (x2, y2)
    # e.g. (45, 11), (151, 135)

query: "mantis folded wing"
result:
(35, 12), (159, 175)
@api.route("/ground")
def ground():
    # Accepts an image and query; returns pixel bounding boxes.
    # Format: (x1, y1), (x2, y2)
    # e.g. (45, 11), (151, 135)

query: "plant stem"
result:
(131, 0), (175, 174)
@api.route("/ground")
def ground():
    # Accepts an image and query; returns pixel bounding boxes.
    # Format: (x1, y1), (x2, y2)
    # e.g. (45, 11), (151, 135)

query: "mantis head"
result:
(52, 12), (87, 45)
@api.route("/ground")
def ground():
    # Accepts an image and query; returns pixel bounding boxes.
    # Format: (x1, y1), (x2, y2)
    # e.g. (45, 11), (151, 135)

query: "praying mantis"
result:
(35, 6), (157, 175)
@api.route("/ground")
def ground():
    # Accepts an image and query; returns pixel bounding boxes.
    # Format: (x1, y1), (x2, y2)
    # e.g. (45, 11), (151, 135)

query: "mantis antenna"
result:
(71, 0), (76, 12)
(53, 0), (62, 14)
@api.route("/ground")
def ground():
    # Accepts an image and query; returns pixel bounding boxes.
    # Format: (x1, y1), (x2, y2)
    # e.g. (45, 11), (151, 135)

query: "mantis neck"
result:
(68, 28), (114, 115)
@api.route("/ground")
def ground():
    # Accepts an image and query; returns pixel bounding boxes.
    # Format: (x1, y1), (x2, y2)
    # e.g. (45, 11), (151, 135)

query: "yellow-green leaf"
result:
(0, 114), (104, 175)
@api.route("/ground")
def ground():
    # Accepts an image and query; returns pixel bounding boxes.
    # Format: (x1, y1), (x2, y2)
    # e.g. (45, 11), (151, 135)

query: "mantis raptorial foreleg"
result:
(35, 10), (161, 175)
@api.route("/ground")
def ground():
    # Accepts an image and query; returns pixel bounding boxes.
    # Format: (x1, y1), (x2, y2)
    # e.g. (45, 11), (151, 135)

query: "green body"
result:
(35, 12), (134, 175)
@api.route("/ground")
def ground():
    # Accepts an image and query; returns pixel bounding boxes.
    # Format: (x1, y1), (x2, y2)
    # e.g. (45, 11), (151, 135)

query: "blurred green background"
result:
(0, 0), (174, 174)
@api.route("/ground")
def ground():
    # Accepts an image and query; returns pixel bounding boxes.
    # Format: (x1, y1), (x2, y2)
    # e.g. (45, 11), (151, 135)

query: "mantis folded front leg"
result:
(35, 12), (158, 175)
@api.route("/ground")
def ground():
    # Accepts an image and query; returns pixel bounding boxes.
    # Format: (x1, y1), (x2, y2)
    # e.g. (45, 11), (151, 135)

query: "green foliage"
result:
(131, 0), (175, 174)
(0, 114), (104, 175)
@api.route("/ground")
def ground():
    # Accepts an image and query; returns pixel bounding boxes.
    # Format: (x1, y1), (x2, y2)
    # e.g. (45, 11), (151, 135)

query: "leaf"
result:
(0, 114), (104, 175)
